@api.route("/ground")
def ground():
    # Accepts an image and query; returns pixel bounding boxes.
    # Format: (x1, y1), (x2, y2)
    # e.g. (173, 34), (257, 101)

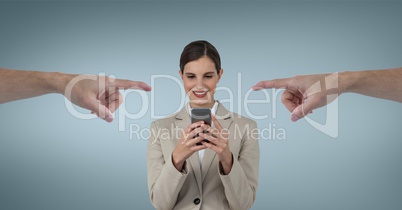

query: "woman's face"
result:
(180, 56), (223, 108)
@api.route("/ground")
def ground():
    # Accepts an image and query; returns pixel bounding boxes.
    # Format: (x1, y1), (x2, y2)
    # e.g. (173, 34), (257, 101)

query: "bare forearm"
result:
(0, 68), (72, 104)
(340, 67), (402, 102)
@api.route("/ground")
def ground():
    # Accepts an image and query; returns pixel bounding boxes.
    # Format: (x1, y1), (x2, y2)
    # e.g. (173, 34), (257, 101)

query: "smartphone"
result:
(191, 108), (211, 145)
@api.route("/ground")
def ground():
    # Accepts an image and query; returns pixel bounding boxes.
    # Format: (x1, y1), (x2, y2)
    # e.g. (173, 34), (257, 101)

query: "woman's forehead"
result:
(183, 57), (216, 74)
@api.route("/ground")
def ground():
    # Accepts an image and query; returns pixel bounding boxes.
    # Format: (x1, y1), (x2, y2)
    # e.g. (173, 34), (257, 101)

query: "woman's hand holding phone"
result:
(172, 115), (233, 175)
(199, 115), (233, 175)
(172, 121), (209, 172)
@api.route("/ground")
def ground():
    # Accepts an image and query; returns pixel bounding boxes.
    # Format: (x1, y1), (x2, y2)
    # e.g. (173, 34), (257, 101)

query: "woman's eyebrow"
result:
(184, 71), (215, 75)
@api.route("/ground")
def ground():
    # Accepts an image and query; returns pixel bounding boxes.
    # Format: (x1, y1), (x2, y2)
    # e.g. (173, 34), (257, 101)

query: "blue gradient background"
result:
(1, 1), (402, 210)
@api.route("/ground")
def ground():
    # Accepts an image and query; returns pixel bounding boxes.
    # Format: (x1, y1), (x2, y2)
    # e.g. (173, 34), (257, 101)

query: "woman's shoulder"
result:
(218, 103), (256, 125)
(228, 111), (257, 125)
(150, 109), (185, 127)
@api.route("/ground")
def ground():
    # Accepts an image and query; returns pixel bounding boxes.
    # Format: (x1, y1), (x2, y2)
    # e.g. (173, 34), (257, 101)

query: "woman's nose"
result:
(195, 78), (204, 88)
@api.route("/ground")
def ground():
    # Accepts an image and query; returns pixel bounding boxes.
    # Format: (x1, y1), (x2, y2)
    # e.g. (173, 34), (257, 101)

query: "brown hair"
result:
(179, 40), (221, 74)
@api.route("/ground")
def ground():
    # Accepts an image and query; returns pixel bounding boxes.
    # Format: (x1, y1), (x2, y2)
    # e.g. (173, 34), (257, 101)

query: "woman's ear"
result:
(179, 69), (183, 80)
(218, 69), (224, 81)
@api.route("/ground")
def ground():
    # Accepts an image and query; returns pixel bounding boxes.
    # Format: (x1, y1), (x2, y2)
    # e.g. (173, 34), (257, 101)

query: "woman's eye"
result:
(187, 76), (195, 79)
(205, 75), (213, 78)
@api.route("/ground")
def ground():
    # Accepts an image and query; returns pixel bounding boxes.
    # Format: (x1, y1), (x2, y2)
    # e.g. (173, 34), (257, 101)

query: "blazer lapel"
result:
(201, 102), (233, 181)
(214, 101), (233, 131)
(174, 106), (203, 193)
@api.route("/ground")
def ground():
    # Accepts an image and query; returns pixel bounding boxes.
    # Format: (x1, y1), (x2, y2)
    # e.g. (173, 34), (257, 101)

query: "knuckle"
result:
(292, 75), (302, 81)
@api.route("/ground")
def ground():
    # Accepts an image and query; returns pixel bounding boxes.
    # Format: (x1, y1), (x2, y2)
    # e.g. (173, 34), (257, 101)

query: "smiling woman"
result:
(147, 40), (260, 210)
(179, 41), (223, 108)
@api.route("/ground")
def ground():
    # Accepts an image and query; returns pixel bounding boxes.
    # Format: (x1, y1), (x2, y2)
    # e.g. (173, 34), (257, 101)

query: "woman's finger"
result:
(206, 126), (220, 138)
(182, 127), (205, 144)
(185, 135), (204, 147)
(211, 114), (223, 131)
(184, 121), (204, 134)
(200, 132), (220, 146)
(192, 144), (208, 151)
(202, 141), (220, 153)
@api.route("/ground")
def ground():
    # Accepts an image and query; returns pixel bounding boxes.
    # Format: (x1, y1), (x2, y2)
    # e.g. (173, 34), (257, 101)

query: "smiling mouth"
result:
(193, 90), (208, 98)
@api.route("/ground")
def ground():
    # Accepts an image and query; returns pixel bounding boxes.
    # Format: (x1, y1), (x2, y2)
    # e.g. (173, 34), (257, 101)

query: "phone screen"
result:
(191, 108), (211, 145)
(191, 108), (211, 125)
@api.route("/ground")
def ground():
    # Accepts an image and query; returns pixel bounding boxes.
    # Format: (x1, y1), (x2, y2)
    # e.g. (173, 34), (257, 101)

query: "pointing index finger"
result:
(252, 78), (291, 90)
(110, 79), (152, 91)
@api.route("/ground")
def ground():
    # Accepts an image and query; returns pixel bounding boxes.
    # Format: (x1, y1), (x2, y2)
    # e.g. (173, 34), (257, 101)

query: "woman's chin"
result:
(190, 98), (214, 107)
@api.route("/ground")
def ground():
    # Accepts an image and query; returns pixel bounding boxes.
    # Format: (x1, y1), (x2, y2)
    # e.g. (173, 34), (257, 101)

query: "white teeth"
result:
(194, 91), (207, 95)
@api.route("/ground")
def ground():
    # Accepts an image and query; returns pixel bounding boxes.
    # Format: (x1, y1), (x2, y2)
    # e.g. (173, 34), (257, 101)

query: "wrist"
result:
(220, 152), (233, 168)
(338, 71), (355, 95)
(47, 72), (75, 95)
(172, 152), (184, 171)
(219, 155), (233, 175)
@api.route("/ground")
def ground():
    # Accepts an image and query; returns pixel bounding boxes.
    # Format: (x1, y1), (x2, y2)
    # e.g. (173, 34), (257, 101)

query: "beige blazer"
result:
(147, 102), (259, 210)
